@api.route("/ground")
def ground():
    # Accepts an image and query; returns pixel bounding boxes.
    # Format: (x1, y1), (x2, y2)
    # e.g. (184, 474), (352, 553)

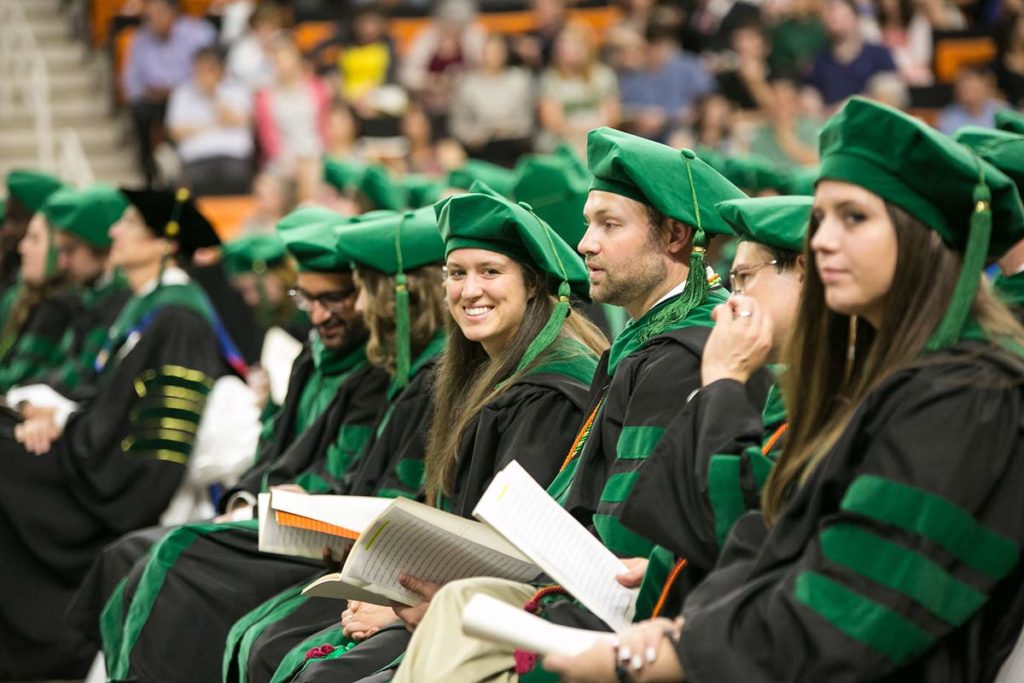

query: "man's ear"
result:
(665, 219), (694, 257)
(795, 253), (807, 283)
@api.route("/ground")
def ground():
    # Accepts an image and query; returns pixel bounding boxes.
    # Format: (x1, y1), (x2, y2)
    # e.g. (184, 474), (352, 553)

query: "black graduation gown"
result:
(676, 344), (1024, 683)
(227, 356), (443, 683)
(276, 356), (596, 683)
(620, 377), (786, 608)
(101, 361), (388, 683)
(44, 280), (133, 400)
(0, 305), (231, 679)
(0, 289), (82, 393)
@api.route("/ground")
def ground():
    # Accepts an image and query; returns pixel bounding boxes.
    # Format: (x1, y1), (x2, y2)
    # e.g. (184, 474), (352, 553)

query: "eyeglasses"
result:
(288, 286), (357, 313)
(729, 260), (777, 294)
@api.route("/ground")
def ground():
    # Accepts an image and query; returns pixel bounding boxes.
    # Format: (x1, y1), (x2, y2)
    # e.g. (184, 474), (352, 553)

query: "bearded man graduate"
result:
(0, 188), (245, 680)
(388, 129), (771, 683)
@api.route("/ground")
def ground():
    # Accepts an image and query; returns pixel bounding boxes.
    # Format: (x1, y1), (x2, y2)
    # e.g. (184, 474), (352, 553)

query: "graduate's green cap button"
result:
(6, 170), (65, 214)
(42, 184), (128, 248)
(681, 148), (697, 159)
(715, 195), (812, 254)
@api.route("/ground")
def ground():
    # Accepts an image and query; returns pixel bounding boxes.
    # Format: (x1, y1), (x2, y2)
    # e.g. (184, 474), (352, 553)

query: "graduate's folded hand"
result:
(701, 295), (773, 386)
(616, 557), (649, 588)
(392, 574), (443, 632)
(341, 600), (397, 641)
(14, 416), (61, 455)
(544, 617), (685, 683)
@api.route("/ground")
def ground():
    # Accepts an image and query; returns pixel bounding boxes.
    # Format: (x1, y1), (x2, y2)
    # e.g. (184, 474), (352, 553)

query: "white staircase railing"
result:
(0, 0), (55, 172)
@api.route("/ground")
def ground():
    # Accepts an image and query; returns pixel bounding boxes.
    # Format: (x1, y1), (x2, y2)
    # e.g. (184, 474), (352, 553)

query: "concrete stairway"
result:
(0, 0), (141, 187)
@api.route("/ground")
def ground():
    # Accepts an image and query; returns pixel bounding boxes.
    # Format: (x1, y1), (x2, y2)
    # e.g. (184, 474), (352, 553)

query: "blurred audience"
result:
(167, 46), (254, 196)
(937, 64), (1009, 134)
(226, 2), (287, 91)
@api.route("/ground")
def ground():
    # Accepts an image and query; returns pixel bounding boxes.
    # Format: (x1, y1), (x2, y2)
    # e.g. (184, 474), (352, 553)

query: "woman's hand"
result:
(543, 618), (685, 682)
(391, 574), (443, 632)
(341, 601), (398, 642)
(701, 295), (773, 386)
(14, 416), (62, 455)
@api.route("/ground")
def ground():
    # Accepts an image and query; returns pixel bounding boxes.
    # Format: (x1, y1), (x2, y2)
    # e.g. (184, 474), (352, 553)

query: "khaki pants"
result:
(392, 577), (536, 683)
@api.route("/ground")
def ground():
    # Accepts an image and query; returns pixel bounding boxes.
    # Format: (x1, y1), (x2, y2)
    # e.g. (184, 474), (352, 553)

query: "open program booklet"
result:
(293, 461), (639, 631)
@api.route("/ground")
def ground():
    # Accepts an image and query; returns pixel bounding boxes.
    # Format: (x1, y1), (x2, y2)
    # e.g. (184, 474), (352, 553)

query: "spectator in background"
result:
(686, 92), (738, 153)
(876, 0), (963, 85)
(450, 34), (535, 167)
(324, 99), (361, 159)
(937, 64), (1009, 134)
(401, 0), (485, 130)
(226, 2), (287, 91)
(618, 23), (716, 141)
(715, 21), (774, 112)
(239, 171), (295, 235)
(166, 46), (254, 196)
(996, 12), (1024, 107)
(402, 104), (454, 174)
(767, 0), (828, 80)
(254, 35), (330, 198)
(121, 0), (216, 187)
(865, 69), (911, 108)
(747, 76), (820, 165)
(537, 23), (619, 155)
(512, 0), (568, 69)
(806, 0), (898, 109)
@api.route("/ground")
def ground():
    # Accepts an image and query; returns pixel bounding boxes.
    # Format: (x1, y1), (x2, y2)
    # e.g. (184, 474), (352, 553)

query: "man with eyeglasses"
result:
(67, 208), (390, 670)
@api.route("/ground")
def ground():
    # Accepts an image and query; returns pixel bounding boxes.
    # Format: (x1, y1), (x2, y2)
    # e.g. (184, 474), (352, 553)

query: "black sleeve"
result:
(676, 363), (1024, 682)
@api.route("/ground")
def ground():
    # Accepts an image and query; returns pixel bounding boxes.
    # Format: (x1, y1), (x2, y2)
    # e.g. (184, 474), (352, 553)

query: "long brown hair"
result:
(764, 201), (1024, 522)
(354, 264), (448, 375)
(425, 261), (608, 503)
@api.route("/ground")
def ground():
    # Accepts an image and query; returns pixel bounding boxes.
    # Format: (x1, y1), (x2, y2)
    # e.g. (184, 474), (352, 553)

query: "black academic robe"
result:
(44, 281), (132, 400)
(0, 305), (231, 680)
(100, 361), (387, 683)
(620, 377), (786, 610)
(227, 356), (442, 683)
(0, 289), (82, 393)
(273, 355), (596, 683)
(676, 343), (1024, 683)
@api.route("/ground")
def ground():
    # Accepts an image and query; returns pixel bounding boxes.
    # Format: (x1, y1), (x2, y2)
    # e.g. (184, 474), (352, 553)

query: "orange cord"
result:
(559, 399), (604, 472)
(651, 558), (688, 618)
(761, 423), (788, 455)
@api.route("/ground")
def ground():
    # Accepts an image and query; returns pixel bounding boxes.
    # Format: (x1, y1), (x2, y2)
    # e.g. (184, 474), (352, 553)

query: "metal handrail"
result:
(0, 0), (55, 171)
(59, 129), (95, 186)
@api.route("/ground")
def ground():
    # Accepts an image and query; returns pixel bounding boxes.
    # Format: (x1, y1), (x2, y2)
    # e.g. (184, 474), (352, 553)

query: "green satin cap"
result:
(221, 234), (288, 275)
(721, 154), (794, 195)
(323, 157), (366, 192)
(996, 109), (1024, 136)
(586, 127), (744, 236)
(818, 97), (1024, 257)
(358, 165), (405, 211)
(277, 206), (355, 272)
(335, 206), (444, 274)
(513, 146), (592, 249)
(42, 184), (127, 248)
(447, 159), (517, 198)
(7, 170), (65, 214)
(436, 181), (590, 300)
(955, 126), (1024, 195)
(716, 195), (812, 253)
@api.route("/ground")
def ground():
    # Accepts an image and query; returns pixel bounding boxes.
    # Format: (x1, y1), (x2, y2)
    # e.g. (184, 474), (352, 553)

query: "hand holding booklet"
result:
(290, 462), (638, 632)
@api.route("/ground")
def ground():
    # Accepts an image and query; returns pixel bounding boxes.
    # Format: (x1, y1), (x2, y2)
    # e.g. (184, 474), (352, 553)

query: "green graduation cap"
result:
(397, 174), (445, 209)
(437, 181), (590, 376)
(954, 126), (1024, 192)
(447, 159), (517, 198)
(787, 166), (819, 196)
(120, 187), (221, 257)
(323, 156), (366, 193)
(7, 170), (65, 214)
(721, 154), (794, 195)
(716, 195), (812, 254)
(357, 165), (406, 211)
(221, 234), (288, 276)
(817, 96), (1024, 350)
(277, 206), (356, 273)
(587, 126), (745, 330)
(513, 146), (592, 248)
(996, 109), (1024, 136)
(43, 184), (128, 249)
(334, 207), (445, 388)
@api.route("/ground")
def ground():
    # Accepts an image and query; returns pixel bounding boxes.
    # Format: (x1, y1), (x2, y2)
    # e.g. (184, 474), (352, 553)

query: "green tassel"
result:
(637, 229), (708, 345)
(394, 273), (411, 389)
(513, 281), (571, 377)
(926, 183), (991, 351)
